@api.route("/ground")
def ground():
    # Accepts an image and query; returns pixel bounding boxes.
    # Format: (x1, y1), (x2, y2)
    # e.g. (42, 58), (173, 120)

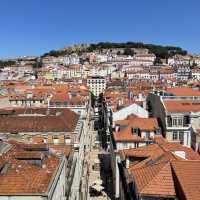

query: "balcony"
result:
(166, 115), (191, 131)
(166, 124), (191, 130)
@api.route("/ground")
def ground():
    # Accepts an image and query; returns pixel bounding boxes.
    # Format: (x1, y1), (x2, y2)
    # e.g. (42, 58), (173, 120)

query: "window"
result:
(56, 101), (61, 106)
(183, 116), (190, 125)
(172, 118), (177, 126)
(172, 117), (183, 127)
(173, 131), (178, 140)
(178, 118), (183, 126)
(65, 136), (71, 144)
(53, 136), (59, 144)
(146, 132), (150, 139)
(179, 132), (184, 144)
(167, 116), (172, 127)
(43, 138), (47, 144)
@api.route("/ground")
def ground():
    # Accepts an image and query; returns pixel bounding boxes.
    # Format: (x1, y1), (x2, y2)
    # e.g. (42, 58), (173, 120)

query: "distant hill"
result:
(42, 42), (187, 60)
(0, 60), (16, 68)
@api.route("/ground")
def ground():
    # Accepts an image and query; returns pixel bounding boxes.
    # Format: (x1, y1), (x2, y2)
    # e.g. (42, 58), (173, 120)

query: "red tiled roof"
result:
(131, 161), (176, 197)
(160, 142), (200, 160)
(115, 117), (158, 131)
(166, 87), (200, 96)
(0, 108), (79, 133)
(121, 144), (163, 161)
(0, 143), (61, 195)
(171, 161), (200, 200)
(113, 126), (144, 142)
(121, 141), (200, 198)
(113, 118), (158, 142)
(164, 100), (200, 113)
(14, 151), (44, 159)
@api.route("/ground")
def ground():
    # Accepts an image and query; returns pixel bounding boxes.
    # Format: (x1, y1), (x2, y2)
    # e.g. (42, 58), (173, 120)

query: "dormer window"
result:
(146, 132), (150, 139)
(10, 132), (18, 135)
(131, 127), (141, 137)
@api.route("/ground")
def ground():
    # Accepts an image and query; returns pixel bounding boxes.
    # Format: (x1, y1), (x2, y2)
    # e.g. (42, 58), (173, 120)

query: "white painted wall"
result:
(113, 103), (148, 121)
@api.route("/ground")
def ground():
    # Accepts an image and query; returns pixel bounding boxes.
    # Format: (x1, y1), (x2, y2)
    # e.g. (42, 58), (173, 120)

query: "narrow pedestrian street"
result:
(69, 105), (114, 200)
(85, 112), (113, 200)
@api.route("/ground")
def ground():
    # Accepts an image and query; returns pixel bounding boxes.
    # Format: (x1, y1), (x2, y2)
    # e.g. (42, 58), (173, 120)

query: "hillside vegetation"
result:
(43, 42), (187, 59)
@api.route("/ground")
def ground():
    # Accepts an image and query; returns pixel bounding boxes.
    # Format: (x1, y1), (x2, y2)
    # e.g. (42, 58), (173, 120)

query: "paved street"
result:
(86, 116), (112, 200)
(69, 106), (113, 200)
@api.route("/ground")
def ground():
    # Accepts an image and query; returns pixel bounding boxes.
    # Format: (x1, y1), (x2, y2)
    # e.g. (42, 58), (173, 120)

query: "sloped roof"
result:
(171, 161), (200, 200)
(121, 141), (200, 198)
(113, 103), (148, 120)
(164, 100), (200, 113)
(113, 118), (159, 142)
(131, 161), (176, 197)
(166, 87), (200, 97)
(113, 126), (144, 142)
(0, 108), (79, 133)
(121, 144), (163, 161)
(115, 117), (158, 131)
(0, 143), (61, 195)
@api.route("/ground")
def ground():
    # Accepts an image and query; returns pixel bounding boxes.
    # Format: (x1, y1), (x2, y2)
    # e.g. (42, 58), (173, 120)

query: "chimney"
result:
(143, 100), (146, 109)
(56, 112), (61, 116)
(115, 125), (120, 132)
(46, 108), (50, 115)
(42, 164), (47, 169)
(68, 92), (72, 99)
(126, 158), (130, 168)
(138, 93), (143, 100)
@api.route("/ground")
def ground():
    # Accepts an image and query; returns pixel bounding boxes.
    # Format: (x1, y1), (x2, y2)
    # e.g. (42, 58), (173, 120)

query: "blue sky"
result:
(0, 0), (200, 58)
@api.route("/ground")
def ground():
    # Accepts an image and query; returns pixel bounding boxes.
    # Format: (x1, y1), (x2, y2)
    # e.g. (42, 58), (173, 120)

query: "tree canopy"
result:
(42, 41), (187, 60)
(0, 60), (16, 68)
(87, 42), (187, 59)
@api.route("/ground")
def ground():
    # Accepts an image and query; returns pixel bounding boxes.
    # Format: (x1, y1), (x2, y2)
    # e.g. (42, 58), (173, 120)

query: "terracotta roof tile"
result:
(160, 142), (200, 160)
(0, 143), (61, 195)
(115, 117), (158, 132)
(113, 118), (158, 142)
(0, 108), (79, 133)
(164, 100), (200, 113)
(113, 126), (144, 142)
(166, 87), (200, 96)
(131, 162), (176, 197)
(122, 141), (200, 198)
(172, 161), (200, 200)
